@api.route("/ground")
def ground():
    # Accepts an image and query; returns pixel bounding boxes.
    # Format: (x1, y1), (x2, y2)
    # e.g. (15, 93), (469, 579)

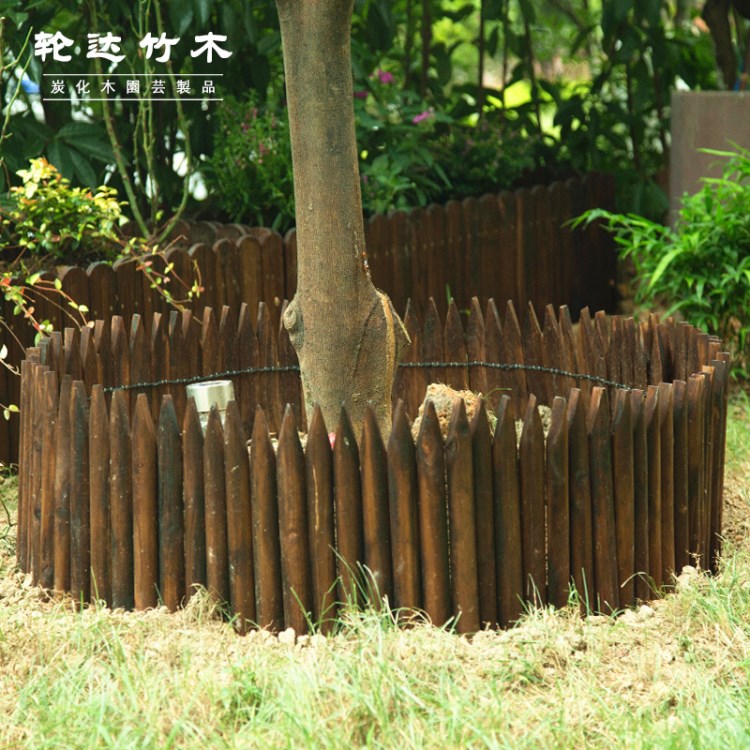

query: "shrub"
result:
(0, 158), (201, 354)
(204, 78), (564, 225)
(439, 117), (541, 198)
(355, 71), (452, 214)
(205, 96), (296, 233)
(0, 158), (123, 267)
(576, 146), (750, 377)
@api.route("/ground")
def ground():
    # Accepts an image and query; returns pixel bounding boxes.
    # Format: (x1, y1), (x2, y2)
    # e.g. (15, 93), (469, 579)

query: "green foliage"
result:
(205, 96), (295, 231)
(206, 82), (455, 225)
(547, 3), (718, 218)
(206, 73), (550, 224)
(0, 158), (123, 264)
(0, 0), (284, 215)
(576, 146), (750, 377)
(351, 0), (723, 218)
(2, 0), (739, 226)
(439, 116), (540, 198)
(355, 71), (452, 214)
(0, 158), (201, 373)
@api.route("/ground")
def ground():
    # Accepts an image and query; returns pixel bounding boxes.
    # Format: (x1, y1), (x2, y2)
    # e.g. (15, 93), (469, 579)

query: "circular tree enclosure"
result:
(16, 298), (730, 634)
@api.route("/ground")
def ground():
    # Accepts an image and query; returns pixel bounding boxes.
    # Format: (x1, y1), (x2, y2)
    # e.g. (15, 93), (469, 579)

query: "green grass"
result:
(0, 393), (748, 749)
(727, 387), (750, 469)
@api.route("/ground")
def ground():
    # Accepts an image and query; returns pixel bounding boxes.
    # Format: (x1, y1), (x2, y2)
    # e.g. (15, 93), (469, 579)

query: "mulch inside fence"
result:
(16, 297), (729, 634)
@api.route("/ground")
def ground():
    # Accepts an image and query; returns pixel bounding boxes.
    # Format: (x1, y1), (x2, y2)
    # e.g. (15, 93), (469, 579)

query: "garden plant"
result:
(3, 1), (744, 227)
(576, 145), (750, 378)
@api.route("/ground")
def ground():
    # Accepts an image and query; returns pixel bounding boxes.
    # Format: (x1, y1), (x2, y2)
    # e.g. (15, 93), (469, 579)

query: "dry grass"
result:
(0, 392), (748, 749)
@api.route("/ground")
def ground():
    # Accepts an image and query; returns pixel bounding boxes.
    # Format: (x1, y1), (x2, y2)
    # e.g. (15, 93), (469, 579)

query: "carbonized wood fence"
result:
(153, 171), (616, 319)
(0, 173), (615, 464)
(16, 299), (729, 633)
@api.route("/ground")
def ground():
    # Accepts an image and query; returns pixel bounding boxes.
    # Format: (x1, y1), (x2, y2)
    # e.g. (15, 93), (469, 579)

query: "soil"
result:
(719, 472), (750, 550)
(410, 383), (492, 441)
(411, 383), (553, 446)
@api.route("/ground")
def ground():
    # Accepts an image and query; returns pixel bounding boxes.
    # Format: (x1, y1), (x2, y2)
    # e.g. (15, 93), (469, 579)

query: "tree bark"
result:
(703, 0), (737, 88)
(421, 0), (432, 97)
(275, 0), (409, 440)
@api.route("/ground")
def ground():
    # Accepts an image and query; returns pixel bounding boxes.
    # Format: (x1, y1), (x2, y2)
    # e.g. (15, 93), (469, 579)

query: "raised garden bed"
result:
(16, 298), (729, 633)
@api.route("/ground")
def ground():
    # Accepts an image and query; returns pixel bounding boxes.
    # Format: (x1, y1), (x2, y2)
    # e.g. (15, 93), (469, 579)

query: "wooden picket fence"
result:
(15, 298), (729, 633)
(154, 171), (616, 319)
(0, 173), (615, 464)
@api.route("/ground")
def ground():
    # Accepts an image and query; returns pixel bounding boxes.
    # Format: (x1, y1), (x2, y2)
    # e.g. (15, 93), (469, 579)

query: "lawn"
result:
(0, 390), (748, 750)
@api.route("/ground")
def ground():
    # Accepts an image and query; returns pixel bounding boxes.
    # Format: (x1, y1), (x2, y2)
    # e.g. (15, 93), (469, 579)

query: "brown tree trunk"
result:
(275, 0), (409, 440)
(478, 0), (486, 118)
(421, 0), (432, 97)
(703, 0), (737, 88)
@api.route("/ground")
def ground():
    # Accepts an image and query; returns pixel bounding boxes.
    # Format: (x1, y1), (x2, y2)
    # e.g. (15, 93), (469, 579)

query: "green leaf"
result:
(538, 79), (561, 104)
(614, 0), (633, 22)
(634, 0), (660, 26)
(646, 247), (683, 293)
(58, 123), (113, 165)
(257, 32), (281, 56)
(47, 140), (73, 181)
(482, 0), (505, 20)
(486, 26), (500, 58)
(192, 0), (212, 27)
(444, 4), (474, 23)
(169, 0), (194, 37)
(67, 148), (99, 189)
(57, 122), (102, 140)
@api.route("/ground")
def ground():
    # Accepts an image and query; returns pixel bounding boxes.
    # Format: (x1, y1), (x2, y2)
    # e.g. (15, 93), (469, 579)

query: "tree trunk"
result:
(275, 0), (409, 440)
(703, 0), (737, 88)
(421, 0), (432, 97)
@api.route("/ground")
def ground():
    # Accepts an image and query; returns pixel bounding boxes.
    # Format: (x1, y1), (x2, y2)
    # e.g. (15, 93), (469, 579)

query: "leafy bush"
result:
(205, 78), (550, 225)
(355, 70), (452, 214)
(205, 96), (295, 232)
(439, 117), (541, 198)
(0, 158), (123, 266)
(206, 81), (454, 226)
(0, 158), (201, 354)
(577, 146), (750, 377)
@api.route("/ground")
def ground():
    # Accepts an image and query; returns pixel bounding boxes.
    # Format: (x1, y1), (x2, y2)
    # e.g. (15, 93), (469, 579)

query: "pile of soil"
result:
(410, 383), (493, 441)
(411, 383), (552, 446)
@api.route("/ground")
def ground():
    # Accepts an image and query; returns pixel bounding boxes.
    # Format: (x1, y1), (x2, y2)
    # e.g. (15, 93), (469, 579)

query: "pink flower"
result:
(411, 109), (433, 124)
(328, 432), (336, 449)
(377, 69), (394, 84)
(353, 89), (368, 99)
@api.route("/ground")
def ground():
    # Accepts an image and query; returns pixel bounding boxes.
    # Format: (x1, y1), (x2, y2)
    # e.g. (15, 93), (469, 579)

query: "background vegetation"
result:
(2, 0), (744, 231)
(577, 145), (750, 377)
(1, 6), (749, 745)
